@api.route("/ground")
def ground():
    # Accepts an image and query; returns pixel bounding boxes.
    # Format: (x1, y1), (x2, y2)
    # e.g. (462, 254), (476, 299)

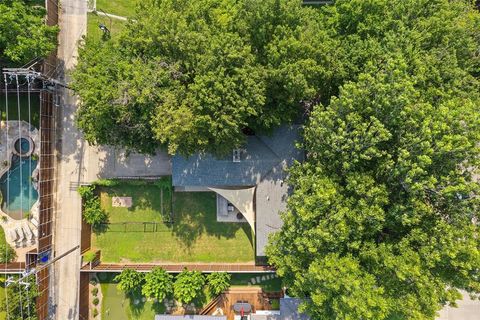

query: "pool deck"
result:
(0, 120), (40, 261)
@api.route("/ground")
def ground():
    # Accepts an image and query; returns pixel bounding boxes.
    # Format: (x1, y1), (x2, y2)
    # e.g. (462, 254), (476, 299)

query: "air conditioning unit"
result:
(233, 149), (241, 162)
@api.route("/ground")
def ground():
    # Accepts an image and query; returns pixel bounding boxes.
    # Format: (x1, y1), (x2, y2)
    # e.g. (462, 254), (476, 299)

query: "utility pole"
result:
(5, 245), (80, 287)
(3, 68), (70, 90)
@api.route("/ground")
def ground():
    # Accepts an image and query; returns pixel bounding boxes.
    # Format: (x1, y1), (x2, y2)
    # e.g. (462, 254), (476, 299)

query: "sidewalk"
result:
(53, 0), (88, 319)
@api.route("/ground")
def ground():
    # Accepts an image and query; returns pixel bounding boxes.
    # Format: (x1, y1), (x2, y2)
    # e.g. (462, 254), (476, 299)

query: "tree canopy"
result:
(114, 268), (144, 294)
(72, 0), (333, 155)
(0, 275), (38, 320)
(173, 269), (205, 305)
(142, 267), (173, 302)
(0, 0), (58, 66)
(267, 0), (480, 319)
(206, 272), (231, 296)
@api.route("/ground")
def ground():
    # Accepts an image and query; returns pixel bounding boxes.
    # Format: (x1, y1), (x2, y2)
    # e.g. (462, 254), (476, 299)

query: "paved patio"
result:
(93, 147), (172, 179)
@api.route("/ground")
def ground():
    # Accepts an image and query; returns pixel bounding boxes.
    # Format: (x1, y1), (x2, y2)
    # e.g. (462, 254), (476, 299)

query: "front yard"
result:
(92, 181), (254, 263)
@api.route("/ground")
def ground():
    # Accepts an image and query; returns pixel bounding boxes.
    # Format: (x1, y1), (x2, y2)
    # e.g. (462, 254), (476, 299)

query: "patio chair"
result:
(22, 224), (34, 241)
(8, 229), (18, 242)
(30, 217), (39, 228)
(16, 227), (25, 242)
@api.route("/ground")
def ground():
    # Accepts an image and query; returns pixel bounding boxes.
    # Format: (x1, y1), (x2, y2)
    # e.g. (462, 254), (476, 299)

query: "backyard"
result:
(96, 0), (137, 18)
(92, 181), (254, 263)
(87, 12), (127, 41)
(96, 271), (281, 320)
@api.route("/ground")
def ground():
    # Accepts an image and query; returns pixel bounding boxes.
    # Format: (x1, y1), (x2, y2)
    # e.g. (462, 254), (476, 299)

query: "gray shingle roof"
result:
(172, 126), (302, 187)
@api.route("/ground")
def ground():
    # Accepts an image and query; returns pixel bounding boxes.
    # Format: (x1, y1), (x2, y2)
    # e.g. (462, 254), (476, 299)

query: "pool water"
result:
(0, 156), (38, 220)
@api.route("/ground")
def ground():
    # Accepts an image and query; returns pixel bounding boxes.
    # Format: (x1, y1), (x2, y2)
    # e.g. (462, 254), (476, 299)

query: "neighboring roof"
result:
(280, 298), (309, 320)
(154, 316), (226, 320)
(172, 125), (302, 187)
(250, 298), (310, 320)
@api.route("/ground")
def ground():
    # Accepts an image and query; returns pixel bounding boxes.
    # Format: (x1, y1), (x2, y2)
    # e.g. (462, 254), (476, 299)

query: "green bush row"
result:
(114, 268), (231, 305)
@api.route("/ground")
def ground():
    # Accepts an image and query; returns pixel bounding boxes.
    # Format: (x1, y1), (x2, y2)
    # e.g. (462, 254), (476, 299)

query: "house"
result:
(154, 298), (309, 320)
(172, 125), (303, 258)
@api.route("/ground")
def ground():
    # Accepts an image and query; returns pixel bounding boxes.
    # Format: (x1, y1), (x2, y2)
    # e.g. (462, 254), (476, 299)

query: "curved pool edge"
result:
(0, 153), (41, 220)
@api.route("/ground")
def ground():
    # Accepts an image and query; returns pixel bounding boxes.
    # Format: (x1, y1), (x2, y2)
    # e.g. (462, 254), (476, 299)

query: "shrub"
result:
(206, 272), (231, 296)
(91, 287), (98, 296)
(142, 267), (173, 302)
(92, 308), (98, 317)
(114, 269), (144, 294)
(155, 177), (172, 190)
(83, 250), (96, 263)
(77, 185), (95, 201)
(83, 199), (108, 226)
(92, 297), (99, 306)
(79, 184), (108, 227)
(93, 179), (120, 187)
(0, 243), (16, 263)
(271, 299), (280, 310)
(90, 278), (97, 286)
(174, 269), (205, 304)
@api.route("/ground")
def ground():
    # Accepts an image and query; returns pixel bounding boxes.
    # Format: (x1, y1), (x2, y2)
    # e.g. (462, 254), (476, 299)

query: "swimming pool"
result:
(0, 155), (38, 220)
(14, 137), (31, 155)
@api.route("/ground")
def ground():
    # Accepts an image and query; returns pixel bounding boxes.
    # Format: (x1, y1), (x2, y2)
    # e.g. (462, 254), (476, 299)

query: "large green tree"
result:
(206, 272), (231, 296)
(72, 0), (333, 155)
(0, 0), (58, 66)
(0, 275), (38, 320)
(173, 269), (205, 305)
(142, 267), (173, 302)
(114, 269), (144, 294)
(268, 1), (480, 319)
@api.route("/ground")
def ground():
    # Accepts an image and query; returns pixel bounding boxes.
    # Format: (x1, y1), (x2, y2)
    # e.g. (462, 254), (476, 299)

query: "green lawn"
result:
(93, 185), (254, 263)
(0, 275), (5, 320)
(87, 12), (127, 41)
(0, 93), (40, 126)
(0, 226), (18, 320)
(99, 273), (165, 320)
(0, 227), (8, 248)
(96, 0), (137, 18)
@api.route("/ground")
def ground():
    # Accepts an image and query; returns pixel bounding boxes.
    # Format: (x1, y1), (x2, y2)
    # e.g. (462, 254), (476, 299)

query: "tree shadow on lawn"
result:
(128, 290), (166, 317)
(127, 290), (147, 317)
(171, 192), (253, 249)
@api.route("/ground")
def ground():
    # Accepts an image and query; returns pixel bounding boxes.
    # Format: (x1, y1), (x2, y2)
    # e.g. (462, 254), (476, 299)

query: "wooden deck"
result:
(205, 287), (282, 320)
